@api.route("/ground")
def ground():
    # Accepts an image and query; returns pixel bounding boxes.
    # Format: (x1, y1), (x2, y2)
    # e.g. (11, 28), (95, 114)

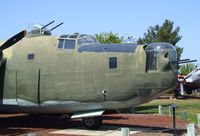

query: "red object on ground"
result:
(178, 74), (186, 79)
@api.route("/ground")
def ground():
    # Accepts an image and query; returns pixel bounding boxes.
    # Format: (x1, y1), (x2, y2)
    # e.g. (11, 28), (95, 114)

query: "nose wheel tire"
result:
(82, 116), (102, 129)
(185, 89), (192, 95)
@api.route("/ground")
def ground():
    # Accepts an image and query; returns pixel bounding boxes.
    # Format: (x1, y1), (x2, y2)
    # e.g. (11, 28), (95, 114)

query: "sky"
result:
(0, 0), (200, 64)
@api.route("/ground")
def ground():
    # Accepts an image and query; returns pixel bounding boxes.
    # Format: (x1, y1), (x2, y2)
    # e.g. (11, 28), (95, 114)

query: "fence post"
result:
(169, 106), (172, 116)
(187, 123), (195, 136)
(121, 128), (130, 136)
(170, 104), (177, 136)
(180, 111), (187, 121)
(198, 114), (200, 128)
(158, 105), (163, 115)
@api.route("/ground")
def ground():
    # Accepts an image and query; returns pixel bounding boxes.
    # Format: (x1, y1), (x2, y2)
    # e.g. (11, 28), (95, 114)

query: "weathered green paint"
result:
(0, 34), (178, 114)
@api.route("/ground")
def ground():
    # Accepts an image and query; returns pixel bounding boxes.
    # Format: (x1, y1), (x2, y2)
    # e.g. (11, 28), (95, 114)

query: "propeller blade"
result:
(178, 78), (185, 95)
(0, 30), (27, 51)
(180, 82), (184, 95)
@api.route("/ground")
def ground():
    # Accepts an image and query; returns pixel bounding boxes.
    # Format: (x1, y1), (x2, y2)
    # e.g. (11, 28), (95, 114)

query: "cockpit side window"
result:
(58, 39), (64, 49)
(57, 39), (75, 49)
(64, 39), (75, 49)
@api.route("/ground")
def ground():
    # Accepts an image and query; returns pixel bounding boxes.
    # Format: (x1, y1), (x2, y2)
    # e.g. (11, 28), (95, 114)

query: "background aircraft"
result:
(0, 22), (179, 129)
(178, 65), (200, 95)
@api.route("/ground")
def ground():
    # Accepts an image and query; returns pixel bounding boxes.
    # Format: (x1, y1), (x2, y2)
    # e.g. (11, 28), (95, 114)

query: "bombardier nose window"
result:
(145, 42), (177, 71)
(145, 50), (158, 70)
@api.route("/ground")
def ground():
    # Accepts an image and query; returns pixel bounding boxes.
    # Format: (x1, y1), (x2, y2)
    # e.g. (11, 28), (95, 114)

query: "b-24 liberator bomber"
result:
(0, 22), (178, 129)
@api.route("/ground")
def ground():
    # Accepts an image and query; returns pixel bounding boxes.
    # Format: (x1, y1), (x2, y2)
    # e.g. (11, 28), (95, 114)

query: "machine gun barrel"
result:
(50, 22), (64, 31)
(41, 21), (55, 30)
(178, 60), (197, 64)
(179, 59), (190, 62)
(170, 59), (191, 64)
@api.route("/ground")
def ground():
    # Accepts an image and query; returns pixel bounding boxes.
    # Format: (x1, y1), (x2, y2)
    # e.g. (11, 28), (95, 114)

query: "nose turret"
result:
(144, 42), (178, 72)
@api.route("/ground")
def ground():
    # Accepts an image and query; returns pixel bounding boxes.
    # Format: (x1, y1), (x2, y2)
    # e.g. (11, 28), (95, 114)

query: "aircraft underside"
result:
(0, 87), (173, 114)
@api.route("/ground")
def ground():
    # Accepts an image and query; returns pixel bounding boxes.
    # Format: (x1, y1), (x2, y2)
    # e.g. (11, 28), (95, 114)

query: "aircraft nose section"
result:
(186, 78), (193, 83)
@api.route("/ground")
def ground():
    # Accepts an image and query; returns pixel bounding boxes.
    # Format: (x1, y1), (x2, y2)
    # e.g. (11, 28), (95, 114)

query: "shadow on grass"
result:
(135, 104), (170, 114)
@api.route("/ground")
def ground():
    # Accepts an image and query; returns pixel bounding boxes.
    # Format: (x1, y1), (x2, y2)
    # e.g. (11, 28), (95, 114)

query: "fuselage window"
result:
(27, 53), (35, 60)
(57, 39), (75, 49)
(109, 57), (117, 69)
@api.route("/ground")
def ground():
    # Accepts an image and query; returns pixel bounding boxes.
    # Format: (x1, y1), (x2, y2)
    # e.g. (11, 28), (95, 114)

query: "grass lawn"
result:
(135, 99), (200, 123)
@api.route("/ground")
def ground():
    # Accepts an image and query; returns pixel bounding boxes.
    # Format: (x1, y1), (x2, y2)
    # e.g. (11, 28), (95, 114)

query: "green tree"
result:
(179, 63), (196, 75)
(137, 19), (183, 60)
(95, 32), (123, 44)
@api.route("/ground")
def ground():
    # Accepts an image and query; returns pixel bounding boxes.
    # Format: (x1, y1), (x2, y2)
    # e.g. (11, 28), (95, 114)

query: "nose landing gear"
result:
(82, 116), (102, 130)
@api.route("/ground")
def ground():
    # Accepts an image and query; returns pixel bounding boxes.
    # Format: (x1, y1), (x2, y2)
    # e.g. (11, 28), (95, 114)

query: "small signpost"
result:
(180, 110), (187, 121)
(158, 105), (163, 115)
(198, 114), (200, 128)
(169, 105), (172, 116)
(187, 123), (195, 136)
(170, 104), (177, 136)
(121, 128), (130, 136)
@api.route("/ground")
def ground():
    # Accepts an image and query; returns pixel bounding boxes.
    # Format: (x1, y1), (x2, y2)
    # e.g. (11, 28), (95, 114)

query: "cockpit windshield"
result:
(57, 33), (100, 50)
(78, 35), (99, 46)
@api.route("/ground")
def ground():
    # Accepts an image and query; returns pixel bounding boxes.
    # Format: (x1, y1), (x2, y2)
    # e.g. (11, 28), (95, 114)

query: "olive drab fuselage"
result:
(0, 34), (178, 114)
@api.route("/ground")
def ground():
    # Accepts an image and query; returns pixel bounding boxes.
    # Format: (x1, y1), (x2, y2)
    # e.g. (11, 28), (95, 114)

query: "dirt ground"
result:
(0, 113), (187, 136)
